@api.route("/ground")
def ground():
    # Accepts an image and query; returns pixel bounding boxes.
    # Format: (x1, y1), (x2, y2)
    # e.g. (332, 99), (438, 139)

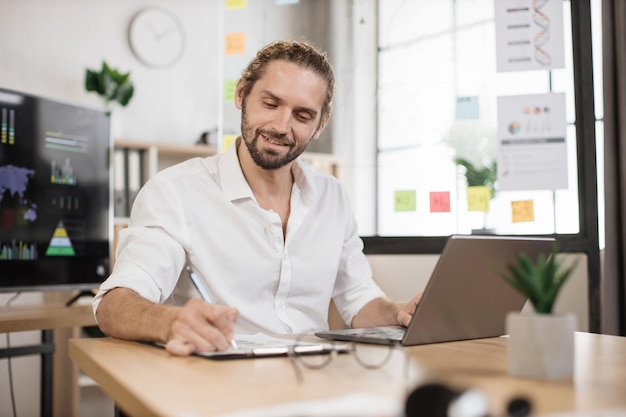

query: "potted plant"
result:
(499, 249), (578, 380)
(85, 60), (134, 111)
(454, 157), (497, 199)
(454, 157), (497, 233)
(85, 61), (134, 138)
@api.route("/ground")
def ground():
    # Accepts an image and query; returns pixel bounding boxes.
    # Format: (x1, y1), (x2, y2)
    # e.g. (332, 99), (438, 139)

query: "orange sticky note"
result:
(511, 200), (534, 223)
(430, 191), (451, 213)
(467, 186), (491, 212)
(225, 32), (245, 55)
(221, 134), (238, 152)
(226, 0), (247, 10)
(394, 190), (416, 212)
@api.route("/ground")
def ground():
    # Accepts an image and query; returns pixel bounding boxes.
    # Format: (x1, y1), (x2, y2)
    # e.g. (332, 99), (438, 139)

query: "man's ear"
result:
(234, 80), (245, 110)
(312, 112), (331, 140)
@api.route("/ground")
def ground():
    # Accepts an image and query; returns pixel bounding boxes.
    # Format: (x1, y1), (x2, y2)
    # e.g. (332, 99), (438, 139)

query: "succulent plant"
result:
(499, 249), (577, 314)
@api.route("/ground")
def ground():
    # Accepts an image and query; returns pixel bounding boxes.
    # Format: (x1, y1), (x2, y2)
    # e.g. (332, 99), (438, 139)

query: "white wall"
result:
(0, 0), (341, 150)
(0, 0), (221, 144)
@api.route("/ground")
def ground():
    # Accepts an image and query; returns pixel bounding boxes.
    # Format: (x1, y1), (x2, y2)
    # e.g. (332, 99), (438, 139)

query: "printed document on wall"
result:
(496, 93), (568, 191)
(495, 0), (565, 72)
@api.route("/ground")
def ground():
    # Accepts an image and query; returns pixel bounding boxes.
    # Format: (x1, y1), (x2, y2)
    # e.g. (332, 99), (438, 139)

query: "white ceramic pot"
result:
(506, 311), (577, 380)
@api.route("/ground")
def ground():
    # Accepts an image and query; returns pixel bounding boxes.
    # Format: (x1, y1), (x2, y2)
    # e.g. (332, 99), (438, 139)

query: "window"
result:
(368, 0), (602, 332)
(376, 0), (587, 237)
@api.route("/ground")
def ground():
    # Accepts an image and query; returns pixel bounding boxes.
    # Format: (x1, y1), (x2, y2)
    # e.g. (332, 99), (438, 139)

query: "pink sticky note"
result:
(430, 191), (451, 213)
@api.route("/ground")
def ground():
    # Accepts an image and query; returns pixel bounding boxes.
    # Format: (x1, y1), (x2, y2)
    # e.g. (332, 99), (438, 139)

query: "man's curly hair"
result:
(238, 40), (335, 122)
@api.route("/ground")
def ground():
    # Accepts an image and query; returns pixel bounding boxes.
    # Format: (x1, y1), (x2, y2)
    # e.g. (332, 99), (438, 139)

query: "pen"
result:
(186, 266), (238, 350)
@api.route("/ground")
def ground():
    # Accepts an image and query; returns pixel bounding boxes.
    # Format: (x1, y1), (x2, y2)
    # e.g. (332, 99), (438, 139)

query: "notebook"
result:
(315, 234), (556, 346)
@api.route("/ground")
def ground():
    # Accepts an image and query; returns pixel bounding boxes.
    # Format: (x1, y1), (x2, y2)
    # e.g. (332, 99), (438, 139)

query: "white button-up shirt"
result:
(93, 143), (385, 334)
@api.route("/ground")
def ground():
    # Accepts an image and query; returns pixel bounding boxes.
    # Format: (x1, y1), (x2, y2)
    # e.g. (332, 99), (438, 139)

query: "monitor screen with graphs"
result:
(0, 87), (111, 292)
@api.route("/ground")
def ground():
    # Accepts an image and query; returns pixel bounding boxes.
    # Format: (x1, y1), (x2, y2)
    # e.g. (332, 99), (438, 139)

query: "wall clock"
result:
(128, 7), (186, 68)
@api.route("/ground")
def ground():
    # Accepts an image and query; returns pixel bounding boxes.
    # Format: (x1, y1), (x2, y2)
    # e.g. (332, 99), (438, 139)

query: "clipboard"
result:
(193, 333), (348, 360)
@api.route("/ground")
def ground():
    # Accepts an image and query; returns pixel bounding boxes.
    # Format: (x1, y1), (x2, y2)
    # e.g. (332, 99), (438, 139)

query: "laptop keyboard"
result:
(359, 327), (406, 340)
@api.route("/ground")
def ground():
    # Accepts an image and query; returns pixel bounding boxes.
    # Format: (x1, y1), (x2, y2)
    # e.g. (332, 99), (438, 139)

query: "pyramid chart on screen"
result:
(45, 220), (75, 256)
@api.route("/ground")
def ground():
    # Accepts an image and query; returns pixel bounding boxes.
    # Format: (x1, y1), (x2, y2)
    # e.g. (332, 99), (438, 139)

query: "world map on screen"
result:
(0, 165), (35, 202)
(0, 165), (37, 224)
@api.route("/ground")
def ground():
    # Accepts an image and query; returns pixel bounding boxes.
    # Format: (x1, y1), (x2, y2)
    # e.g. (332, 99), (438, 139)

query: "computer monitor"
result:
(0, 87), (112, 292)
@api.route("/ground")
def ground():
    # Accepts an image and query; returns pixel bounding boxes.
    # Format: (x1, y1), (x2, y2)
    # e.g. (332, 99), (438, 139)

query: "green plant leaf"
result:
(115, 72), (131, 86)
(115, 83), (134, 107)
(516, 253), (544, 307)
(102, 71), (115, 102)
(454, 157), (497, 197)
(85, 60), (134, 108)
(498, 248), (577, 314)
(544, 257), (578, 312)
(85, 69), (100, 93)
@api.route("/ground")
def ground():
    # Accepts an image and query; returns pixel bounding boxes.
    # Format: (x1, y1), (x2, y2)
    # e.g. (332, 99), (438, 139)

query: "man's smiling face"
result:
(236, 59), (329, 170)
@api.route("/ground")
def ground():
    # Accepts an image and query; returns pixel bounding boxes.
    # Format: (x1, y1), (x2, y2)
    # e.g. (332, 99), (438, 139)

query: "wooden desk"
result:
(0, 304), (95, 333)
(69, 332), (626, 417)
(0, 303), (97, 417)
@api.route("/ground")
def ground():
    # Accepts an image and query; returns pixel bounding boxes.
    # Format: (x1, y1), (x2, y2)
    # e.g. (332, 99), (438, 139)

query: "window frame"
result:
(364, 0), (601, 332)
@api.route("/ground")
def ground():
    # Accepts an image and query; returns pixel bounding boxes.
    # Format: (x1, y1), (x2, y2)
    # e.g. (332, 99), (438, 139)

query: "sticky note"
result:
(224, 79), (238, 101)
(225, 32), (246, 55)
(456, 96), (479, 120)
(394, 190), (416, 212)
(221, 134), (238, 152)
(467, 186), (491, 212)
(226, 0), (247, 10)
(430, 191), (451, 213)
(511, 200), (534, 223)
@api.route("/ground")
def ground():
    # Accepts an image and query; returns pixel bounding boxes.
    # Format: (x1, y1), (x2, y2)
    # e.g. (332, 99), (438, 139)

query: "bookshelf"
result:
(112, 140), (218, 221)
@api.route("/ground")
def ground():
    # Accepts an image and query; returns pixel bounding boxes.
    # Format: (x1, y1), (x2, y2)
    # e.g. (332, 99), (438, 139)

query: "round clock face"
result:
(128, 7), (186, 68)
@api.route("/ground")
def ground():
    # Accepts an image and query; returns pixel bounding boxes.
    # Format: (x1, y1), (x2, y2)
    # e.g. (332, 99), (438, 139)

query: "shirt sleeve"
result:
(331, 189), (386, 327)
(93, 175), (189, 318)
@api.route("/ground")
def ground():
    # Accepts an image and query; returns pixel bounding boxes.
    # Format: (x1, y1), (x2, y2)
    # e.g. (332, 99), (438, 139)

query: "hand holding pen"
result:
(164, 267), (239, 356)
(186, 266), (239, 350)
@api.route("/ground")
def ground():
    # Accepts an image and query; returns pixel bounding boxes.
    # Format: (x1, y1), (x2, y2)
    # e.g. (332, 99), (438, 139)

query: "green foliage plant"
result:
(499, 249), (578, 314)
(454, 157), (497, 198)
(85, 61), (134, 109)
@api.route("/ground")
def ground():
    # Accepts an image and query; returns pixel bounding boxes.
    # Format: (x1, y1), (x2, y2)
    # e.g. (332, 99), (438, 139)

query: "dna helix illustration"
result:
(533, 0), (551, 66)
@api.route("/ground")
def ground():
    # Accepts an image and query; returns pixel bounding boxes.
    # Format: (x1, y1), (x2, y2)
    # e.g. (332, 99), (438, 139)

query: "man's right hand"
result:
(96, 288), (239, 357)
(165, 298), (239, 356)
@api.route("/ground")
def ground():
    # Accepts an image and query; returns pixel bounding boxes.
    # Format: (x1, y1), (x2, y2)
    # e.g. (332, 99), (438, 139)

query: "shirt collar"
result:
(218, 138), (316, 204)
(219, 138), (253, 202)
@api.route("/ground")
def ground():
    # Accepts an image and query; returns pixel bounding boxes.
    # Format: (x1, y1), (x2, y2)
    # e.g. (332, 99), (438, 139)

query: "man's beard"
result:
(240, 105), (311, 170)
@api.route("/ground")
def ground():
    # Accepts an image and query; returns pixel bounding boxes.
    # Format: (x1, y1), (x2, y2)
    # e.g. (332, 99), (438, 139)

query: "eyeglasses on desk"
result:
(287, 335), (410, 385)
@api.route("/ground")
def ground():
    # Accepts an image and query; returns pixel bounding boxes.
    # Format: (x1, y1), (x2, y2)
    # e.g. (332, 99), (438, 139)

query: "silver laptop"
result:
(316, 234), (556, 346)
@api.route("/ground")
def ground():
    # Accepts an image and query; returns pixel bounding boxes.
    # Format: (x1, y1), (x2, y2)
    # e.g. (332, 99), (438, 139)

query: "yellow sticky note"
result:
(221, 134), (238, 152)
(226, 0), (247, 10)
(225, 32), (246, 55)
(224, 79), (238, 101)
(511, 200), (535, 223)
(394, 190), (416, 212)
(467, 186), (491, 212)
